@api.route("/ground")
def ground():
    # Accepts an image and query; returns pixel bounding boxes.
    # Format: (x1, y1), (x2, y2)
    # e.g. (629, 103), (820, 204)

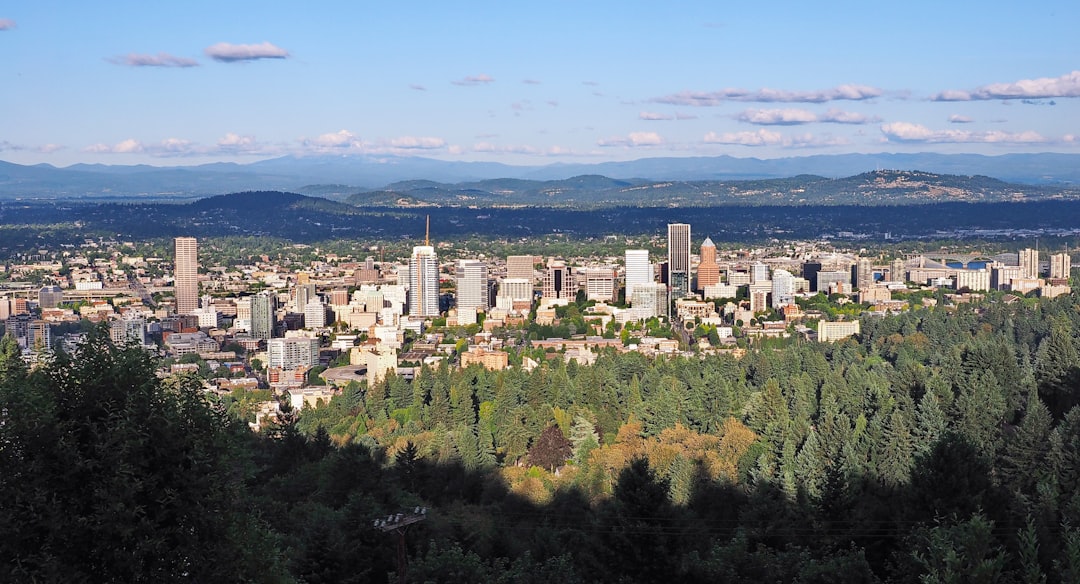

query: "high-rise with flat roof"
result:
(455, 259), (489, 311)
(174, 237), (198, 315)
(1019, 248), (1039, 279)
(1050, 252), (1071, 280)
(542, 260), (573, 300)
(667, 223), (691, 299)
(250, 291), (276, 341)
(506, 255), (536, 282)
(624, 250), (651, 302)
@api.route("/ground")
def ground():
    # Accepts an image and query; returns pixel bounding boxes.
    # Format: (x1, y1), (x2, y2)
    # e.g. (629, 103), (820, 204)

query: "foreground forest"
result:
(6, 294), (1080, 582)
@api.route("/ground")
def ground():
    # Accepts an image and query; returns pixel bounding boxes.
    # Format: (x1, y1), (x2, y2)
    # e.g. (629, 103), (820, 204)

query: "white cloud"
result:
(654, 83), (883, 106)
(37, 144), (64, 153)
(881, 122), (1049, 144)
(204, 42), (289, 63)
(389, 136), (446, 149)
(452, 74), (494, 86)
(639, 111), (674, 121)
(597, 132), (664, 147)
(112, 139), (145, 153)
(0, 18), (16, 30)
(933, 70), (1080, 101)
(107, 52), (199, 68)
(819, 108), (879, 124)
(736, 108), (817, 125)
(735, 107), (877, 125)
(948, 114), (974, 124)
(703, 129), (847, 148)
(303, 130), (359, 149)
(704, 129), (784, 146)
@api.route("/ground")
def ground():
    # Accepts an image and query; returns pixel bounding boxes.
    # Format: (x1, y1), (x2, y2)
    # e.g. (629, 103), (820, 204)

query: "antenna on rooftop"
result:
(425, 214), (430, 247)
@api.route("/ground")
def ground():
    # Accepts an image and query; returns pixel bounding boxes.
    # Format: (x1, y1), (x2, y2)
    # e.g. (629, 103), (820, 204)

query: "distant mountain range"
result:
(2, 152), (1080, 201)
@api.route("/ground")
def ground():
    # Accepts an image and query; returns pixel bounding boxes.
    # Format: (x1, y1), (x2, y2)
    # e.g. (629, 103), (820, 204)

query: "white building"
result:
(267, 337), (320, 371)
(624, 249), (652, 301)
(455, 259), (489, 311)
(408, 245), (439, 317)
(771, 269), (795, 309)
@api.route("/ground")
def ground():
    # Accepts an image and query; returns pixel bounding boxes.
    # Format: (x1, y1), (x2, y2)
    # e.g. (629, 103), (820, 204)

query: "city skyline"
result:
(2, 2), (1080, 168)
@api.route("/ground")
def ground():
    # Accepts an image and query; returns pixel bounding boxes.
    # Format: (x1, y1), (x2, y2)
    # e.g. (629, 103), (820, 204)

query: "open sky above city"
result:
(3, 1), (1080, 167)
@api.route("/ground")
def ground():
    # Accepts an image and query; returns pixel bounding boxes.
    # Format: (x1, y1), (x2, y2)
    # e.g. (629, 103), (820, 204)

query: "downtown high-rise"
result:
(409, 245), (439, 317)
(174, 237), (199, 315)
(667, 223), (691, 300)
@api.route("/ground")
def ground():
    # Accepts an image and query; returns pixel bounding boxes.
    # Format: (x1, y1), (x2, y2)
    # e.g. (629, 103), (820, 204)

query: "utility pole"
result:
(374, 507), (427, 584)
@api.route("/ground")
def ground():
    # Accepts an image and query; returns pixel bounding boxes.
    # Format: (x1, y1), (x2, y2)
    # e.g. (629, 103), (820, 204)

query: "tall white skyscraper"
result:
(409, 245), (439, 317)
(624, 249), (651, 302)
(455, 259), (489, 311)
(174, 237), (198, 315)
(771, 269), (795, 309)
(749, 261), (768, 284)
(667, 223), (691, 300)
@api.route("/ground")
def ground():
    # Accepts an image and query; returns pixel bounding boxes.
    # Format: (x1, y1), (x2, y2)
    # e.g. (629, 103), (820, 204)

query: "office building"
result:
(624, 250), (652, 302)
(890, 258), (907, 283)
(749, 262), (768, 285)
(542, 260), (573, 300)
(854, 257), (874, 291)
(667, 223), (691, 299)
(174, 237), (199, 315)
(630, 282), (668, 318)
(771, 269), (795, 309)
(817, 270), (851, 294)
(1050, 252), (1071, 280)
(408, 245), (439, 317)
(38, 286), (63, 309)
(304, 300), (327, 328)
(581, 267), (618, 303)
(1019, 248), (1039, 279)
(802, 262), (822, 292)
(250, 291), (277, 341)
(696, 238), (720, 292)
(294, 283), (317, 312)
(110, 316), (147, 346)
(818, 320), (861, 343)
(267, 337), (320, 371)
(506, 255), (537, 282)
(954, 268), (991, 292)
(455, 259), (489, 311)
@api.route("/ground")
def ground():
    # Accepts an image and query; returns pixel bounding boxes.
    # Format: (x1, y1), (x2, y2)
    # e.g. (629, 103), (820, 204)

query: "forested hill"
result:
(5, 193), (1080, 247)
(6, 283), (1080, 581)
(341, 170), (1076, 208)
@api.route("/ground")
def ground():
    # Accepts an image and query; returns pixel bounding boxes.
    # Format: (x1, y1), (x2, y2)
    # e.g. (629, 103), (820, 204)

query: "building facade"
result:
(667, 223), (691, 299)
(408, 245), (439, 317)
(174, 237), (199, 315)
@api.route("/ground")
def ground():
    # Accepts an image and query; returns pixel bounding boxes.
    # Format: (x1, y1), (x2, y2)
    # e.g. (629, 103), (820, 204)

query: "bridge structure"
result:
(907, 252), (1013, 269)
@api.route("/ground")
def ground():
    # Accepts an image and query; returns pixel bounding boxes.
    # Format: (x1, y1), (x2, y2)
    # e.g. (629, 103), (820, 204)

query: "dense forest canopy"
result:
(5, 294), (1080, 581)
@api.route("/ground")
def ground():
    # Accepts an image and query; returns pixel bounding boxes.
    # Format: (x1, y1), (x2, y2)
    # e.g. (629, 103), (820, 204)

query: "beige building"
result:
(818, 320), (861, 343)
(460, 347), (509, 371)
(174, 237), (199, 315)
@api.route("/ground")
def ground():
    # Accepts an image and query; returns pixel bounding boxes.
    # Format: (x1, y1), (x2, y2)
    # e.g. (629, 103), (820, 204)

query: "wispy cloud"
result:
(880, 122), (1049, 144)
(409, 84), (427, 91)
(389, 136), (446, 149)
(932, 70), (1080, 101)
(107, 52), (199, 68)
(597, 132), (664, 147)
(0, 18), (15, 30)
(639, 111), (674, 121)
(948, 114), (974, 124)
(37, 144), (65, 154)
(204, 41), (289, 63)
(522, 79), (542, 85)
(735, 107), (878, 125)
(0, 140), (23, 152)
(452, 74), (494, 86)
(703, 129), (848, 148)
(655, 84), (884, 106)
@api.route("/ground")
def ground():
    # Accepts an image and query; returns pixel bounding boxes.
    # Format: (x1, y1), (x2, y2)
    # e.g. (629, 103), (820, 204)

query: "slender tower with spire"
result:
(409, 216), (439, 317)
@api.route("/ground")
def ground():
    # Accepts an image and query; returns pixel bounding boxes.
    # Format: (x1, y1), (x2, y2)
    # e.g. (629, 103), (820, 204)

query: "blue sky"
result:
(2, 1), (1080, 167)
